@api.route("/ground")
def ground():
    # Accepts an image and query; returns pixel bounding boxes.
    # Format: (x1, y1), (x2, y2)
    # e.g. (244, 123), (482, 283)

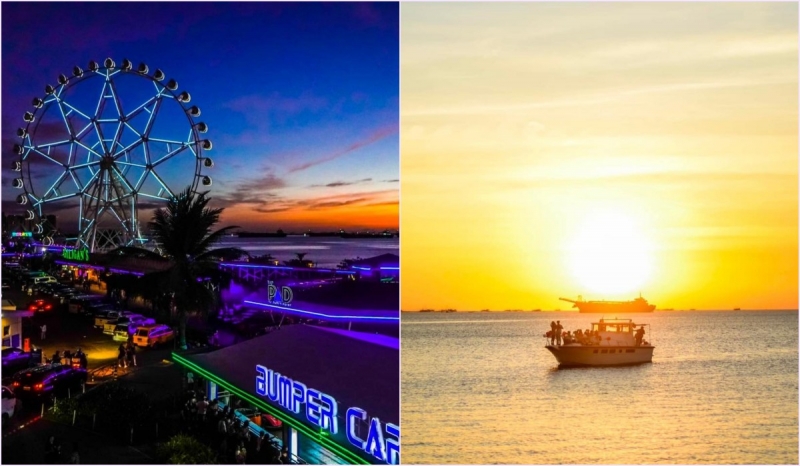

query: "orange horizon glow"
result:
(401, 2), (798, 312)
(219, 201), (399, 232)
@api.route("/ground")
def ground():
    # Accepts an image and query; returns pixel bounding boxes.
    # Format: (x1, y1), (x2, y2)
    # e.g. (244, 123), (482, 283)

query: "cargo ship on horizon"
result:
(558, 294), (656, 313)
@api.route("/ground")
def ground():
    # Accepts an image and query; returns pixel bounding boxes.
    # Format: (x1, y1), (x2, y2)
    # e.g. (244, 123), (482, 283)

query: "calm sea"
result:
(401, 311), (798, 464)
(216, 236), (398, 268)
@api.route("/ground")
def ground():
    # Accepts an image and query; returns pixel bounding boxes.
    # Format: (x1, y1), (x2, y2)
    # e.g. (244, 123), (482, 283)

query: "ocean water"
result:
(216, 236), (398, 268)
(401, 311), (798, 464)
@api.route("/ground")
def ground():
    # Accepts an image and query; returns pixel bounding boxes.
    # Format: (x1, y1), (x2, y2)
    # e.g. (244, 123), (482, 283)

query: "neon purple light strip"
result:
(243, 300), (399, 322)
(219, 262), (355, 274)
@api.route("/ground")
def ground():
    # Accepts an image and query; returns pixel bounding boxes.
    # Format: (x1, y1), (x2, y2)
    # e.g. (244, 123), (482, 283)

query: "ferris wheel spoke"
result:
(79, 169), (102, 195)
(147, 170), (175, 198)
(33, 139), (72, 150)
(73, 121), (95, 141)
(133, 169), (151, 192)
(138, 191), (171, 201)
(37, 191), (80, 205)
(107, 77), (125, 121)
(60, 100), (93, 121)
(27, 147), (66, 167)
(73, 140), (104, 160)
(142, 97), (164, 138)
(112, 138), (144, 160)
(115, 160), (148, 169)
(70, 160), (101, 171)
(148, 137), (187, 146)
(150, 144), (190, 167)
(125, 94), (159, 122)
(91, 121), (108, 155)
(41, 170), (70, 198)
(123, 121), (143, 139)
(52, 98), (79, 140)
(110, 165), (136, 193)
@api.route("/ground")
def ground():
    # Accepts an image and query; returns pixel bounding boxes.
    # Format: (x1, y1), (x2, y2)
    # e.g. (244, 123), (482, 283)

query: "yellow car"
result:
(133, 325), (174, 348)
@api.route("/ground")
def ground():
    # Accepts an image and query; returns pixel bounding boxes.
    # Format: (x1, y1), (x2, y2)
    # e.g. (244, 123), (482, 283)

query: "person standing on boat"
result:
(635, 326), (645, 346)
(549, 321), (557, 345)
(555, 321), (563, 345)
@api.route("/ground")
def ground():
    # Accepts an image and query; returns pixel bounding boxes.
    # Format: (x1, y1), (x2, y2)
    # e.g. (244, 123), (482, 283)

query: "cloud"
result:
(310, 178), (373, 188)
(382, 179), (399, 183)
(307, 197), (367, 210)
(287, 126), (397, 174)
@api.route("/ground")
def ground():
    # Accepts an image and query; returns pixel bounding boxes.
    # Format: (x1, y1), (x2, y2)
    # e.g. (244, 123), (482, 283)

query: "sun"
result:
(567, 209), (654, 295)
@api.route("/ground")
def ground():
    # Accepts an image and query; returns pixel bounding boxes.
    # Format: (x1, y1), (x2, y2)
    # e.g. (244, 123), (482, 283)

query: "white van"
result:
(32, 276), (57, 285)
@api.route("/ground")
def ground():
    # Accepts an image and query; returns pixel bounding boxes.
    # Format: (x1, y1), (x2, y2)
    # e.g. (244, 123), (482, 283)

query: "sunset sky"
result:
(2, 2), (398, 233)
(401, 2), (798, 311)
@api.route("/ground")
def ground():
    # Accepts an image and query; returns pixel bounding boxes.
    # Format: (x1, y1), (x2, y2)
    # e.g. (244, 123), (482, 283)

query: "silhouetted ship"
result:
(558, 295), (656, 313)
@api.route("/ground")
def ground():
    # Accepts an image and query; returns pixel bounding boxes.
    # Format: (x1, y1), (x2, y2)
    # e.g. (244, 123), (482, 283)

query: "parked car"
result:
(113, 324), (131, 342)
(69, 295), (108, 314)
(2, 347), (43, 376)
(10, 364), (87, 400)
(103, 314), (153, 336)
(83, 301), (120, 317)
(46, 284), (80, 303)
(26, 299), (55, 313)
(2, 386), (19, 421)
(94, 310), (132, 329)
(133, 324), (175, 348)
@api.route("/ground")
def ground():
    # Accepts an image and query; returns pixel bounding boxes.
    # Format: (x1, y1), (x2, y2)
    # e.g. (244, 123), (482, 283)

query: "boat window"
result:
(600, 349), (608, 354)
(593, 349), (598, 354)
(610, 349), (616, 353)
(625, 349), (635, 353)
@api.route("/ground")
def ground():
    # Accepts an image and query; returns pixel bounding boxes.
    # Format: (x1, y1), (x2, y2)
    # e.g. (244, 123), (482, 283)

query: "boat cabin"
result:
(593, 319), (635, 334)
(593, 319), (638, 346)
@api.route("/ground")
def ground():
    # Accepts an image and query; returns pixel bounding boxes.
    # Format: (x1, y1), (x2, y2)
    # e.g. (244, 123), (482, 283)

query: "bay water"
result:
(216, 236), (398, 268)
(401, 311), (798, 464)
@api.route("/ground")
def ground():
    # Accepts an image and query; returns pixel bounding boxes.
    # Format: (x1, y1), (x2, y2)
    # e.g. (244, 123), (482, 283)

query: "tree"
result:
(113, 187), (247, 349)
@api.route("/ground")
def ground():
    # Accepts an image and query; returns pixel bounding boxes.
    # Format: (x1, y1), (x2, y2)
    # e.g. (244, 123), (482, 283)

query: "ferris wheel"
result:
(10, 58), (214, 252)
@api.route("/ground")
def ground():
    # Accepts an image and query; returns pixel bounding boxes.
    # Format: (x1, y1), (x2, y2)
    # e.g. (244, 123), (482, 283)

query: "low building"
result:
(2, 299), (33, 348)
(173, 325), (399, 464)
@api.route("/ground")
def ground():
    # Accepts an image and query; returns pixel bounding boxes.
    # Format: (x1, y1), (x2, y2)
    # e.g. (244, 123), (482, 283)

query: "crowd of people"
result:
(46, 348), (88, 369)
(116, 341), (137, 369)
(545, 320), (648, 346)
(179, 388), (291, 464)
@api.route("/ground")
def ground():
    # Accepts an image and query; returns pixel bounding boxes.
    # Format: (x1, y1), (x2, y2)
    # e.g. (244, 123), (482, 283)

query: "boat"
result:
(544, 318), (654, 367)
(733, 308), (741, 311)
(558, 294), (655, 313)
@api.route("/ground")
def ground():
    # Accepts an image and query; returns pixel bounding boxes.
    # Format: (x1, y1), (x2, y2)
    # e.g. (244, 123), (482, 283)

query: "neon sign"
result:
(255, 364), (399, 464)
(10, 232), (32, 238)
(62, 247), (90, 262)
(267, 281), (293, 305)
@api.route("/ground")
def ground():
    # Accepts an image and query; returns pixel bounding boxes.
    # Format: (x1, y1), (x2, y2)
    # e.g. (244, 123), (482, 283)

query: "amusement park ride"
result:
(11, 58), (214, 252)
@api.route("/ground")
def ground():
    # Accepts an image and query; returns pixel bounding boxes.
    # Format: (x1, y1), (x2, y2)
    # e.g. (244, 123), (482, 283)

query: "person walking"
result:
(125, 341), (137, 367)
(555, 320), (563, 346)
(117, 344), (126, 368)
(40, 324), (47, 340)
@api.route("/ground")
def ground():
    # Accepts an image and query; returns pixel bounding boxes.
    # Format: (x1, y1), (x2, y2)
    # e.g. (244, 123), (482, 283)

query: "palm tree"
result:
(113, 187), (247, 349)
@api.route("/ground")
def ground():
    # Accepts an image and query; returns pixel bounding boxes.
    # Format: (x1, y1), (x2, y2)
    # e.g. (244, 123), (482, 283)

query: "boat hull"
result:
(546, 344), (654, 367)
(575, 303), (655, 313)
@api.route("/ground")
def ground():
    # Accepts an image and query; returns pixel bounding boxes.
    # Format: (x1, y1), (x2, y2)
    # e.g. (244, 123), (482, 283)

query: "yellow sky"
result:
(401, 2), (798, 311)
